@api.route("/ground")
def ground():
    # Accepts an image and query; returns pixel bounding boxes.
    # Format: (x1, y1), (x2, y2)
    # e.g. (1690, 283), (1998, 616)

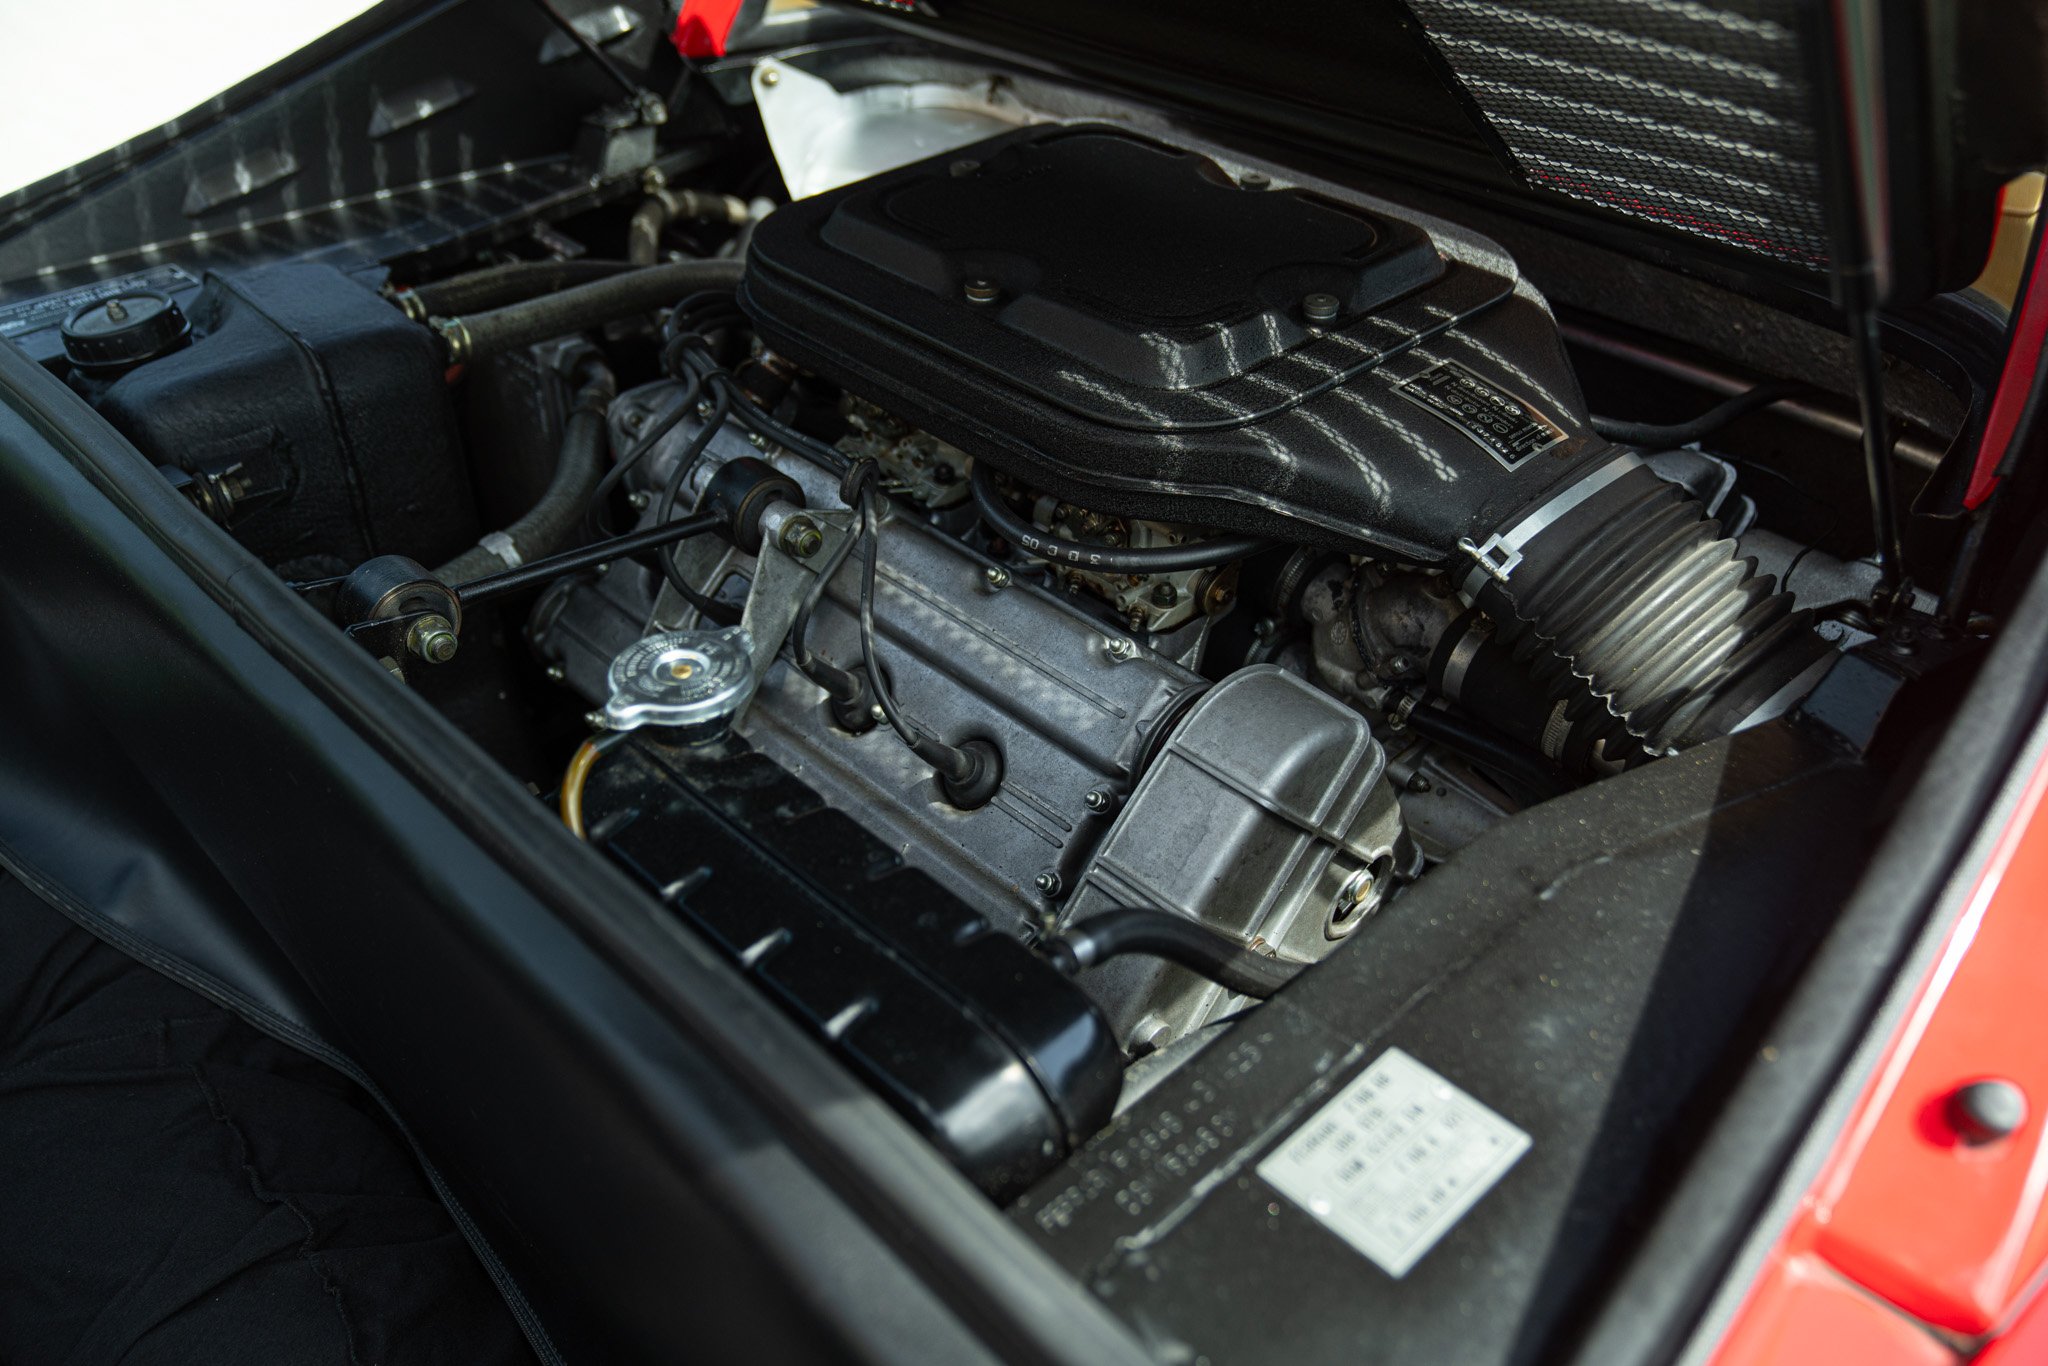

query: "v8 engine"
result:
(517, 123), (1841, 1190)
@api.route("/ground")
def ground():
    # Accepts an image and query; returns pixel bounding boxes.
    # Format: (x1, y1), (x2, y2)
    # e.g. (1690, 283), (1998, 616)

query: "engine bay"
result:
(8, 33), (2002, 1360)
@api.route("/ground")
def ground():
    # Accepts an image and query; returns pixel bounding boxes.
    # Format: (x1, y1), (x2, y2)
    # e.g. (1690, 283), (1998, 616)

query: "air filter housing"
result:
(741, 123), (1618, 561)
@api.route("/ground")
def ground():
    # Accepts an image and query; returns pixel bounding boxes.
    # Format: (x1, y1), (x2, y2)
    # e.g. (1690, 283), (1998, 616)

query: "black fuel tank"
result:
(741, 124), (1615, 561)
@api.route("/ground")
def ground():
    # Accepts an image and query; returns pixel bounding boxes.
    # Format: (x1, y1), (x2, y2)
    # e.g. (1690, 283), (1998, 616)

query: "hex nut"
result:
(780, 516), (825, 559)
(406, 614), (459, 665)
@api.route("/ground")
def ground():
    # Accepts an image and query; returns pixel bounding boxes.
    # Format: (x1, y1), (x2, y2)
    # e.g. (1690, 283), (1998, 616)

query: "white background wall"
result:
(0, 0), (378, 195)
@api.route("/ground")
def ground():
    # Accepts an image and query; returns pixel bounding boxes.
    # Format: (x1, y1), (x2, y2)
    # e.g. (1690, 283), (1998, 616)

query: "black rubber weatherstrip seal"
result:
(0, 341), (1148, 1365)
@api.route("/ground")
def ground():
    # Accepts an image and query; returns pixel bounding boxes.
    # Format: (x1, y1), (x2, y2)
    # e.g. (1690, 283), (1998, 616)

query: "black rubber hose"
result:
(437, 364), (616, 585)
(1590, 381), (1811, 449)
(1398, 700), (1570, 803)
(968, 461), (1271, 572)
(1046, 908), (1302, 999)
(438, 258), (746, 362)
(629, 190), (749, 265)
(406, 259), (639, 317)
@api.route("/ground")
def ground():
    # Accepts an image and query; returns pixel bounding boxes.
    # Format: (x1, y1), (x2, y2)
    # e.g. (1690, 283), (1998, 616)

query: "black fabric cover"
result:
(85, 262), (477, 579)
(0, 875), (534, 1366)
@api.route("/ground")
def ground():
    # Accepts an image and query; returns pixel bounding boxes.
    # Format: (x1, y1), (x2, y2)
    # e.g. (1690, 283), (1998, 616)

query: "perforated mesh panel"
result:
(1404, 0), (1832, 270)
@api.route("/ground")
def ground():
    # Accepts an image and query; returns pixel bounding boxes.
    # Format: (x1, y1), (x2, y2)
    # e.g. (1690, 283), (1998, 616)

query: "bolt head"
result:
(1302, 292), (1341, 323)
(1151, 582), (1178, 607)
(546, 663), (567, 683)
(1103, 636), (1135, 661)
(747, 430), (771, 450)
(1128, 1014), (1172, 1054)
(963, 278), (1000, 305)
(759, 66), (780, 86)
(626, 490), (652, 510)
(1034, 871), (1063, 896)
(984, 565), (1011, 590)
(584, 710), (609, 731)
(1084, 790), (1110, 812)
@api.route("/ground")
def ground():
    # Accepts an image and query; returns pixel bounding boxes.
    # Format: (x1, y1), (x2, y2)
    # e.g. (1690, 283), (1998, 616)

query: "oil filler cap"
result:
(60, 289), (191, 373)
(603, 627), (757, 742)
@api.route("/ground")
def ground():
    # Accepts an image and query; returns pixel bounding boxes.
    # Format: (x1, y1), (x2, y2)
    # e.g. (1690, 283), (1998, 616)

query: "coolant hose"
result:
(434, 258), (746, 363)
(1046, 908), (1302, 999)
(402, 259), (639, 317)
(628, 189), (750, 265)
(437, 363), (617, 585)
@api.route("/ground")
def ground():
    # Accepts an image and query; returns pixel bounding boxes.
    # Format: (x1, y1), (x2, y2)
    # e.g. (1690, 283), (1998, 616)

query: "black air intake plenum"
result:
(1438, 458), (1838, 770)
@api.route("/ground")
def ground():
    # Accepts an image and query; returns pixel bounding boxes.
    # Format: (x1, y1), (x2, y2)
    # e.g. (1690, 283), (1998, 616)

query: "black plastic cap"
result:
(60, 290), (190, 372)
(1949, 1079), (2027, 1145)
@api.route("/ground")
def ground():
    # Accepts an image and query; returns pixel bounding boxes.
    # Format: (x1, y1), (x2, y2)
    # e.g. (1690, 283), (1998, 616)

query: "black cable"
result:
(656, 307), (852, 478)
(1590, 381), (1811, 450)
(654, 385), (740, 624)
(855, 482), (998, 802)
(1045, 908), (1302, 999)
(585, 373), (705, 535)
(663, 291), (743, 347)
(781, 500), (873, 716)
(790, 500), (864, 676)
(857, 486), (930, 757)
(968, 461), (1270, 572)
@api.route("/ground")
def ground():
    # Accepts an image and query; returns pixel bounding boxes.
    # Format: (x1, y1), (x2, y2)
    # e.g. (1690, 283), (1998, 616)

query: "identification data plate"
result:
(1257, 1047), (1530, 1277)
(1395, 360), (1565, 469)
